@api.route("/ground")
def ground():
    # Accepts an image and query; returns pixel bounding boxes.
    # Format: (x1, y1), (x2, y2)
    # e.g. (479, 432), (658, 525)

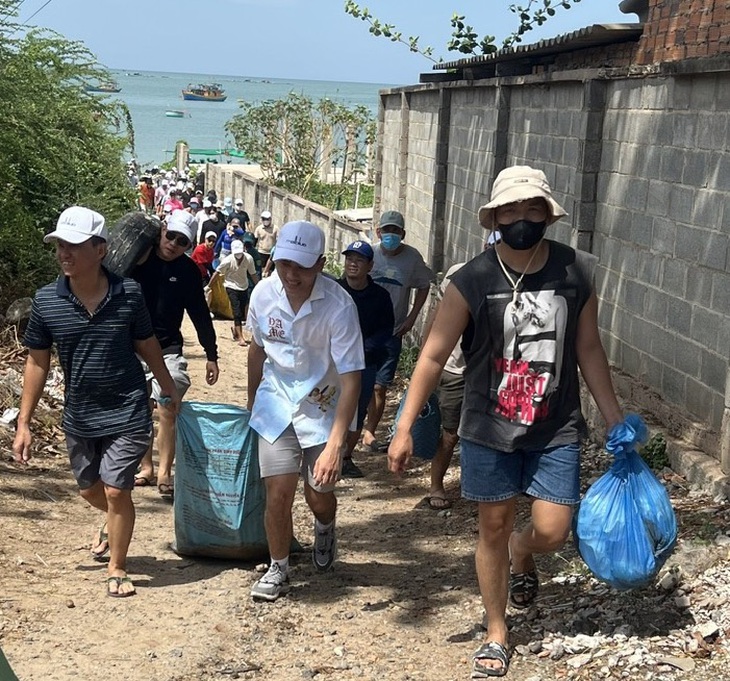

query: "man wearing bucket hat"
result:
(388, 166), (623, 677)
(246, 221), (364, 601)
(13, 206), (180, 598)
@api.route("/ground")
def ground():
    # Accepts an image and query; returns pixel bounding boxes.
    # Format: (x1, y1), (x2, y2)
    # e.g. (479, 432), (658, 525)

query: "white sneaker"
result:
(312, 520), (337, 572)
(250, 563), (290, 601)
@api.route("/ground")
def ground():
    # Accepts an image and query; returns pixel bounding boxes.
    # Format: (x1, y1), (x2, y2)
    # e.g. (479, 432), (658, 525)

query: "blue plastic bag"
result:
(392, 391), (441, 460)
(173, 401), (268, 560)
(573, 414), (677, 590)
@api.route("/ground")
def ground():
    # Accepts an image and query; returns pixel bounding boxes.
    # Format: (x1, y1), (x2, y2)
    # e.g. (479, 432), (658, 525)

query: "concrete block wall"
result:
(505, 82), (586, 248)
(594, 71), (730, 440)
(375, 62), (730, 469)
(403, 90), (440, 261)
(377, 94), (404, 214)
(442, 86), (501, 267)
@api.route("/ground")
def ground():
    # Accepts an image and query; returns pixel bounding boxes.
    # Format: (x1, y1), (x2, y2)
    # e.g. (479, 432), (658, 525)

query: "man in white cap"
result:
(229, 198), (251, 232)
(247, 220), (364, 601)
(253, 210), (278, 270)
(13, 206), (180, 598)
(388, 165), (623, 676)
(206, 238), (259, 346)
(132, 210), (220, 497)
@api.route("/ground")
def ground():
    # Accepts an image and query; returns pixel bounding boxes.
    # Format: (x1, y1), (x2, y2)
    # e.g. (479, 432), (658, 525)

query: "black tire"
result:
(103, 211), (161, 277)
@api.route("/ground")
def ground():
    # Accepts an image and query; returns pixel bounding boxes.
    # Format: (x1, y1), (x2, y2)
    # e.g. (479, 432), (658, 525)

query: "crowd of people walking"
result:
(12, 164), (627, 679)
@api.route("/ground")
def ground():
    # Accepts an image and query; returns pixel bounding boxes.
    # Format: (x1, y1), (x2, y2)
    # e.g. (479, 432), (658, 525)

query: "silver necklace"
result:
(494, 241), (543, 312)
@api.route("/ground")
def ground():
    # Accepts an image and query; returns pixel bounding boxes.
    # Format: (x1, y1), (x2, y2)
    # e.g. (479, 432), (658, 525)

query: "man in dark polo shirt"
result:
(132, 209), (220, 498)
(13, 206), (179, 598)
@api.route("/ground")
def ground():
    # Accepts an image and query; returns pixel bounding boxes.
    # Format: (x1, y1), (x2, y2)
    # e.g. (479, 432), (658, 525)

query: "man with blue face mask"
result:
(362, 210), (434, 451)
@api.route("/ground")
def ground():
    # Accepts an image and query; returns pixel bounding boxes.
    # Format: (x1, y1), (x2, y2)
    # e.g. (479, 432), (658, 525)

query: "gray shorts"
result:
(437, 369), (465, 432)
(258, 424), (341, 493)
(141, 352), (191, 402)
(66, 430), (152, 490)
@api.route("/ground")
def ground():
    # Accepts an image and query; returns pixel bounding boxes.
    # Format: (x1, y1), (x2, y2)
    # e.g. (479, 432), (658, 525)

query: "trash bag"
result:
(392, 391), (441, 460)
(573, 414), (677, 590)
(173, 401), (267, 560)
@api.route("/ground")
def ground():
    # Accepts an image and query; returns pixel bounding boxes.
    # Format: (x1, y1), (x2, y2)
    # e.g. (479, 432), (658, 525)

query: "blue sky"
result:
(21, 0), (633, 85)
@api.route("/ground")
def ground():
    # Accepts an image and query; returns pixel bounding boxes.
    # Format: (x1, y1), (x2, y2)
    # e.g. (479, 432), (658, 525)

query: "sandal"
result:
(472, 641), (510, 678)
(106, 576), (136, 598)
(509, 569), (539, 609)
(157, 482), (174, 499)
(90, 523), (109, 561)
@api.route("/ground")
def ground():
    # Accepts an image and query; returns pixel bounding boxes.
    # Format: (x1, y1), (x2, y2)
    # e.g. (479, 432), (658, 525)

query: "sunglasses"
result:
(164, 230), (191, 248)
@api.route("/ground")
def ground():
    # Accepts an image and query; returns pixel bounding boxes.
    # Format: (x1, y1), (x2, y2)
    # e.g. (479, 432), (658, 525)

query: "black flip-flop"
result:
(90, 523), (109, 561)
(157, 482), (174, 499)
(134, 475), (154, 487)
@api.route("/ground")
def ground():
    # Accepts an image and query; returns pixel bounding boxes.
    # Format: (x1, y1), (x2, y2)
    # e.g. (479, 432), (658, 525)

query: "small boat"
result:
(181, 83), (227, 102)
(85, 82), (121, 93)
(165, 110), (188, 118)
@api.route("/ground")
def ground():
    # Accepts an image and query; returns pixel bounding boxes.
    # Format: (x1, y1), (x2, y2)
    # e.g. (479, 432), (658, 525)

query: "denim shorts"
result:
(374, 335), (402, 387)
(460, 439), (581, 505)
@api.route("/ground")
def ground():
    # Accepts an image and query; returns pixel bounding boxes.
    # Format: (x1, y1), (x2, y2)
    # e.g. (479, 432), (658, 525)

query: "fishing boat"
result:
(165, 110), (188, 118)
(85, 81), (121, 93)
(181, 83), (227, 102)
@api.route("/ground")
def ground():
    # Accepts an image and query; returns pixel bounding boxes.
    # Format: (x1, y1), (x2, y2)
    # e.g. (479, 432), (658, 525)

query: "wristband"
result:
(158, 395), (172, 406)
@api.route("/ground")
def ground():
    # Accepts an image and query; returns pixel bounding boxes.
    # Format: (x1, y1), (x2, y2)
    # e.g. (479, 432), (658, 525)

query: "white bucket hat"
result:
(478, 166), (567, 228)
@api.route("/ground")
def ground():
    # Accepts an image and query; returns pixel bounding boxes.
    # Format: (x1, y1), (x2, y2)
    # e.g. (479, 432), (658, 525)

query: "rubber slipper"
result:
(90, 523), (109, 561)
(134, 475), (154, 487)
(107, 576), (136, 598)
(427, 495), (453, 510)
(157, 482), (174, 498)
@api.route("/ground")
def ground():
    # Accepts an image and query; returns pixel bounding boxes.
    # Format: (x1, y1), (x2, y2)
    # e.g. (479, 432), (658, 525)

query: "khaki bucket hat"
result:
(478, 166), (567, 228)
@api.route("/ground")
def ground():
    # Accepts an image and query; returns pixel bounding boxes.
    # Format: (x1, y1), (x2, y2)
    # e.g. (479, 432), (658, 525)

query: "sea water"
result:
(105, 69), (397, 167)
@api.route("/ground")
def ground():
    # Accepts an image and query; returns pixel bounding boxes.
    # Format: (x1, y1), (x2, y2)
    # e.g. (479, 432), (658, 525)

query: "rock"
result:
(549, 643), (565, 660)
(674, 595), (691, 608)
(696, 621), (720, 640)
(6, 297), (32, 325)
(656, 655), (696, 672)
(65, 599), (75, 608)
(527, 640), (543, 654)
(566, 652), (592, 669)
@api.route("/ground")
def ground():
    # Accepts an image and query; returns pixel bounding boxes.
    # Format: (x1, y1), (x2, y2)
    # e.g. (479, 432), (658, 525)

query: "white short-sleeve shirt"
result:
(217, 252), (256, 291)
(247, 271), (365, 447)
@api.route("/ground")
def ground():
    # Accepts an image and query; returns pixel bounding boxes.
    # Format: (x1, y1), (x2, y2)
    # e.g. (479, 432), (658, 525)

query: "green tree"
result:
(344, 0), (583, 62)
(225, 93), (376, 199)
(0, 1), (135, 309)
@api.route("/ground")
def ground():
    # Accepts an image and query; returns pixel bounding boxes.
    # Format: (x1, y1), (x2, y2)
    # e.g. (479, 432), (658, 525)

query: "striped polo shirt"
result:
(24, 270), (154, 438)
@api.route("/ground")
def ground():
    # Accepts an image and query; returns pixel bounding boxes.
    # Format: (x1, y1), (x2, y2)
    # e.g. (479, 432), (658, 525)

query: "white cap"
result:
(224, 196), (233, 207)
(44, 206), (107, 244)
(261, 210), (272, 220)
(235, 198), (244, 206)
(231, 239), (245, 254)
(273, 221), (325, 269)
(203, 199), (212, 209)
(166, 209), (196, 241)
(204, 230), (218, 240)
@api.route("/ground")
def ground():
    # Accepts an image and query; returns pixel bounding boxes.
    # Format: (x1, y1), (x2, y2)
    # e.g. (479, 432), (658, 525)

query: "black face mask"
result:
(500, 219), (547, 250)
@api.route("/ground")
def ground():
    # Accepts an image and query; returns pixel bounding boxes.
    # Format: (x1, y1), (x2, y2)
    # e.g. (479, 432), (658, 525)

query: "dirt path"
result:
(1, 316), (729, 681)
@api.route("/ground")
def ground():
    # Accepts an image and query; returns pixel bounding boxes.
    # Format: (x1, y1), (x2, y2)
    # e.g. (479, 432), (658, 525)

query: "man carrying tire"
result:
(132, 210), (220, 498)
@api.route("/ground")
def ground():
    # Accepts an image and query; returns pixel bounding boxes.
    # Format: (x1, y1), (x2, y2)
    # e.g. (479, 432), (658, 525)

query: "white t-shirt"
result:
(247, 272), (365, 446)
(216, 253), (257, 291)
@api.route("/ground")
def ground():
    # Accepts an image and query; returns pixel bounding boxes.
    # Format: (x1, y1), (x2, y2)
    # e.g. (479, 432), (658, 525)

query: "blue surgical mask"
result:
(381, 233), (402, 251)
